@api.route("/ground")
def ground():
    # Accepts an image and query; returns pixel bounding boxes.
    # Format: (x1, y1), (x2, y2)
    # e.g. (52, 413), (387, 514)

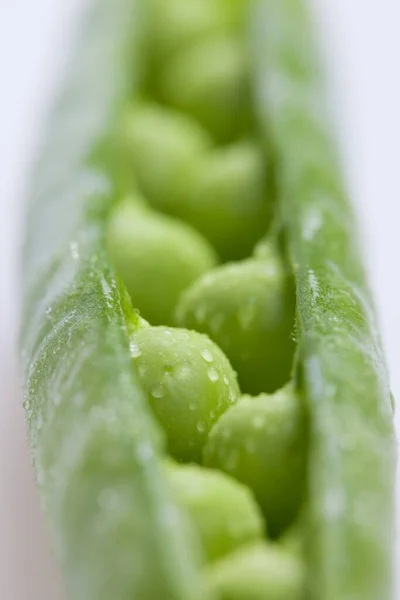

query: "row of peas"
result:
(107, 1), (308, 598)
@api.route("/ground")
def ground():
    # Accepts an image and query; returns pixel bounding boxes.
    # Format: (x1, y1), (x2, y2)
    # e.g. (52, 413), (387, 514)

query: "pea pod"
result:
(20, 0), (396, 599)
(20, 1), (206, 599)
(251, 1), (396, 598)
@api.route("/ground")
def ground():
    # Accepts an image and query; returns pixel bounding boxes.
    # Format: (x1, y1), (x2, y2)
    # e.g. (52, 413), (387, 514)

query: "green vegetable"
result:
(203, 385), (308, 537)
(124, 102), (212, 213)
(21, 0), (396, 598)
(251, 0), (396, 597)
(166, 463), (265, 562)
(173, 141), (272, 261)
(176, 248), (295, 394)
(131, 326), (240, 462)
(159, 36), (251, 142)
(107, 200), (217, 325)
(206, 542), (305, 600)
(147, 0), (238, 61)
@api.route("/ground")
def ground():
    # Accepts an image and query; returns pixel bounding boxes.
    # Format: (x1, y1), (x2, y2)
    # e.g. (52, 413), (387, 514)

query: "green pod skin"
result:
(203, 386), (308, 538)
(20, 1), (209, 599)
(206, 542), (305, 600)
(107, 200), (217, 326)
(124, 103), (213, 213)
(165, 463), (265, 562)
(131, 326), (240, 462)
(176, 249), (296, 395)
(174, 141), (273, 262)
(252, 1), (396, 598)
(159, 36), (251, 143)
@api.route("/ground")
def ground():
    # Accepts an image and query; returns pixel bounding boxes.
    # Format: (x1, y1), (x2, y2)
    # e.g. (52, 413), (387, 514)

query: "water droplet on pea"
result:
(164, 364), (173, 375)
(151, 384), (165, 399)
(130, 342), (141, 358)
(208, 367), (219, 382)
(197, 420), (206, 433)
(201, 349), (214, 363)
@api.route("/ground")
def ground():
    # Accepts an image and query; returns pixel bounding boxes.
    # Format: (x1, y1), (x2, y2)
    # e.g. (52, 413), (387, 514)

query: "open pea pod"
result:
(251, 1), (396, 599)
(20, 0), (396, 600)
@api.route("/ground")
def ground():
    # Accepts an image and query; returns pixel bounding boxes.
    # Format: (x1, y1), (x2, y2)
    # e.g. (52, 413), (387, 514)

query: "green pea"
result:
(206, 542), (305, 600)
(148, 0), (238, 61)
(176, 249), (295, 394)
(175, 141), (272, 261)
(131, 326), (240, 462)
(165, 463), (265, 562)
(203, 386), (308, 537)
(107, 201), (217, 326)
(159, 36), (251, 142)
(124, 103), (212, 213)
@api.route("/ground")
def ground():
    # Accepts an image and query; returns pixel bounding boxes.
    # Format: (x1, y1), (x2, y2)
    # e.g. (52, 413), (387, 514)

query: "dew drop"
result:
(223, 375), (230, 386)
(129, 341), (141, 358)
(197, 420), (206, 433)
(164, 364), (173, 376)
(208, 367), (219, 382)
(177, 331), (190, 341)
(201, 349), (214, 363)
(23, 399), (30, 410)
(189, 401), (197, 411)
(151, 384), (165, 399)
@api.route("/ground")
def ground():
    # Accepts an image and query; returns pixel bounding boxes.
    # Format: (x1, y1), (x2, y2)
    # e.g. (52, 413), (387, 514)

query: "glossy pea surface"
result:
(132, 326), (240, 462)
(160, 36), (251, 142)
(176, 252), (296, 394)
(107, 201), (217, 326)
(125, 104), (212, 213)
(166, 463), (264, 562)
(206, 542), (305, 600)
(203, 386), (308, 537)
(177, 141), (272, 261)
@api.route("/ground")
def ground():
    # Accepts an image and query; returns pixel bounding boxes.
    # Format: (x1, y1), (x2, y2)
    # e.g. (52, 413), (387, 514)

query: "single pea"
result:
(124, 103), (212, 213)
(159, 36), (251, 143)
(131, 326), (240, 462)
(175, 141), (272, 261)
(148, 0), (239, 61)
(165, 463), (265, 562)
(205, 542), (305, 600)
(176, 248), (295, 394)
(203, 386), (308, 537)
(107, 201), (217, 326)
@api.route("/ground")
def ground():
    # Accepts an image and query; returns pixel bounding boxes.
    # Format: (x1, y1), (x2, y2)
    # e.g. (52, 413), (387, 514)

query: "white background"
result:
(0, 1), (399, 599)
